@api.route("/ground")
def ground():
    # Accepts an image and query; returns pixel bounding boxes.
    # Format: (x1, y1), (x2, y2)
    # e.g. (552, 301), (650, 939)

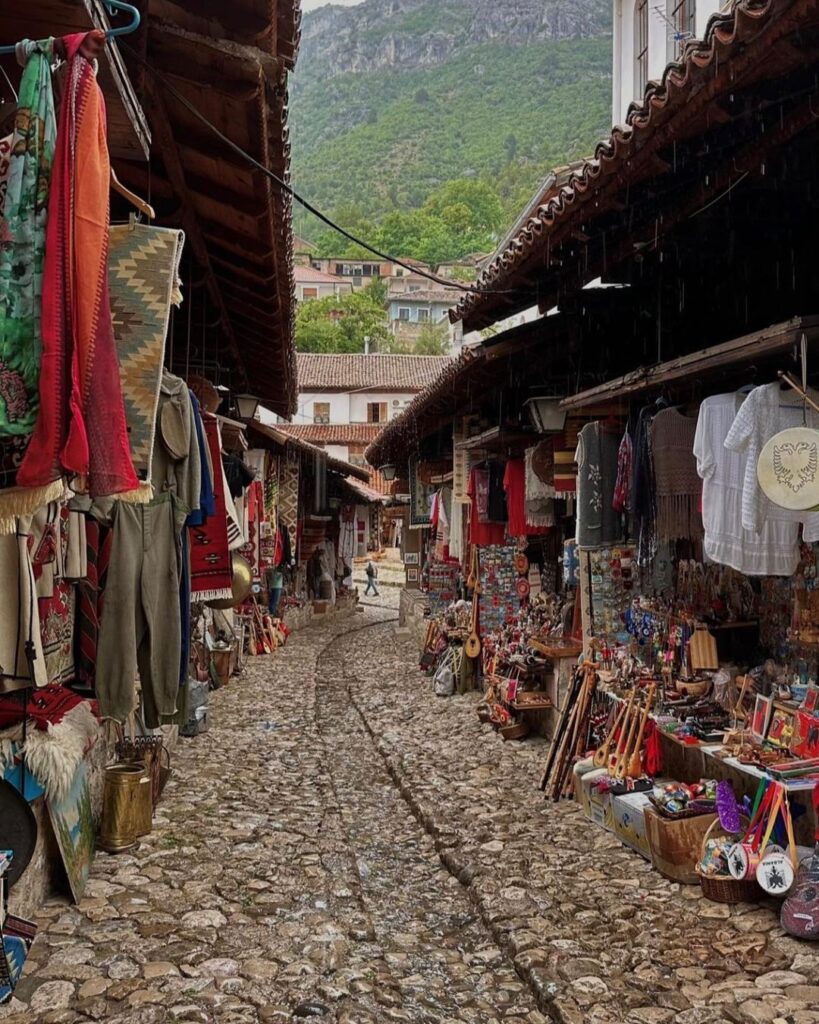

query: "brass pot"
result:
(207, 554), (253, 610)
(100, 763), (146, 853)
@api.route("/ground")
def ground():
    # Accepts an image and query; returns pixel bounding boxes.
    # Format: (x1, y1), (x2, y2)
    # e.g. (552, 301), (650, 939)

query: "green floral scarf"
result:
(0, 38), (56, 437)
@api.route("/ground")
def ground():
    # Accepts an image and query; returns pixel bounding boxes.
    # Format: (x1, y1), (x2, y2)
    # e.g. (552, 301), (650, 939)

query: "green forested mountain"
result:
(290, 0), (613, 254)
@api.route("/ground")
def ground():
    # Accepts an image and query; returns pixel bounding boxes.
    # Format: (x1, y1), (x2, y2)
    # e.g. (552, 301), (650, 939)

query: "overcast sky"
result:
(301, 0), (364, 11)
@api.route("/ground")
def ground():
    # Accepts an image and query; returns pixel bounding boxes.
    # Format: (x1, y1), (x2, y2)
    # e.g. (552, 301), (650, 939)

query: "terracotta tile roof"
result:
(389, 290), (460, 305)
(452, 0), (797, 330)
(297, 353), (452, 391)
(278, 423), (382, 444)
(246, 421), (370, 482)
(365, 348), (481, 467)
(295, 266), (353, 284)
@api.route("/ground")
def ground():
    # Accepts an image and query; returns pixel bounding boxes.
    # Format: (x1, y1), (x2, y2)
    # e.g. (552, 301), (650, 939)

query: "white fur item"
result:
(22, 703), (100, 802)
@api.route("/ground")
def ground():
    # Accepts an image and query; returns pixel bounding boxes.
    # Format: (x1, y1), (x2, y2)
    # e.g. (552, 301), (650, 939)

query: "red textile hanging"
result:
(17, 33), (138, 499)
(189, 417), (232, 602)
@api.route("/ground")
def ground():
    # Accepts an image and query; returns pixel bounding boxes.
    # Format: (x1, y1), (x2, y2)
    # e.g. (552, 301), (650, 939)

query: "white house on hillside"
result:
(281, 353), (451, 490)
(612, 0), (724, 124)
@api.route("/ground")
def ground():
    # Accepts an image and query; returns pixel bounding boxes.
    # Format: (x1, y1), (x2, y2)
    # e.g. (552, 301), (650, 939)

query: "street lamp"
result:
(381, 464), (397, 481)
(235, 393), (260, 420)
(523, 396), (567, 433)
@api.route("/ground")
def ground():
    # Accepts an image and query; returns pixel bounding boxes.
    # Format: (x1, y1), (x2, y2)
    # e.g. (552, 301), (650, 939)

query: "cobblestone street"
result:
(4, 594), (819, 1024)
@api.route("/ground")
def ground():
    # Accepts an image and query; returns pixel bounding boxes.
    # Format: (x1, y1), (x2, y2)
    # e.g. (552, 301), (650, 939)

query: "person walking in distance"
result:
(364, 560), (379, 596)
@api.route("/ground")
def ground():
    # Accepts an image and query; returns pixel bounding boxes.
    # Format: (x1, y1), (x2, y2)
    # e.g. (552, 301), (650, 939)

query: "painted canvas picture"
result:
(767, 707), (794, 749)
(47, 761), (97, 903)
(751, 694), (773, 743)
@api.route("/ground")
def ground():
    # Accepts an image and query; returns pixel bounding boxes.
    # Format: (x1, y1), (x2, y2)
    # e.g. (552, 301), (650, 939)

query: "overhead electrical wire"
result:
(120, 42), (519, 298)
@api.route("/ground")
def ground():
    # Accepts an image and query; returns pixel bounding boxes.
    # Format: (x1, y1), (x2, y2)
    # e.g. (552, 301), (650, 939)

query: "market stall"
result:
(0, 0), (301, 995)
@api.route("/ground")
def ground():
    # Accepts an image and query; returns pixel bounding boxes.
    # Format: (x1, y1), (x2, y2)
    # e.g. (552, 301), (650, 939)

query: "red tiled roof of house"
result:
(294, 265), (353, 284)
(297, 353), (452, 391)
(278, 423), (383, 444)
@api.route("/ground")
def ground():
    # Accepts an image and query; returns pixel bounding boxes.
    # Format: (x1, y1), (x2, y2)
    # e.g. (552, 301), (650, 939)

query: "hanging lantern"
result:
(524, 396), (567, 433)
(381, 463), (397, 481)
(234, 393), (260, 420)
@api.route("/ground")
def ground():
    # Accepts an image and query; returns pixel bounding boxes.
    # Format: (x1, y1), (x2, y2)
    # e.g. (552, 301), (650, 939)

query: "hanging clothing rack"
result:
(0, 1), (141, 56)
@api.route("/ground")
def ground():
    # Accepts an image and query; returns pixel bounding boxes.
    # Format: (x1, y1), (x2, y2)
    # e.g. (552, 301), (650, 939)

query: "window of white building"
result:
(667, 0), (696, 60)
(634, 0), (649, 99)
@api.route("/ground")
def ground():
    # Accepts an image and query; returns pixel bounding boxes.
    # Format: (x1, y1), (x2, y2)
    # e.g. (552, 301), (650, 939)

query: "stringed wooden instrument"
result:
(614, 694), (642, 780)
(626, 683), (656, 778)
(593, 694), (630, 768)
(606, 690), (636, 773)
(464, 548), (481, 659)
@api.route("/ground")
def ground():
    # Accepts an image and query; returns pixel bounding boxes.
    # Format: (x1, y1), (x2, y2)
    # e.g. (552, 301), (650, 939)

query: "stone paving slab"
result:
(5, 595), (819, 1024)
(340, 621), (819, 1024)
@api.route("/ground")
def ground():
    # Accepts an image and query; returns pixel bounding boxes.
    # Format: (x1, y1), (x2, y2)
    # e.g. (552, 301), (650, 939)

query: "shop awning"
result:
(365, 316), (576, 470)
(116, 1), (300, 417)
(0, 0), (150, 159)
(452, 0), (819, 332)
(340, 477), (388, 505)
(247, 421), (372, 483)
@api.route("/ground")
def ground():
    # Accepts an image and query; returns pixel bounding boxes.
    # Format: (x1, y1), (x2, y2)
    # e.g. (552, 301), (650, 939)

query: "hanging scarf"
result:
(0, 39), (64, 532)
(189, 417), (233, 602)
(17, 33), (139, 501)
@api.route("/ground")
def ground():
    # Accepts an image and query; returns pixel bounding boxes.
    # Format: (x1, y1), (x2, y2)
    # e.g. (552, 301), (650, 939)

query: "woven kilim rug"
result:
(108, 224), (185, 500)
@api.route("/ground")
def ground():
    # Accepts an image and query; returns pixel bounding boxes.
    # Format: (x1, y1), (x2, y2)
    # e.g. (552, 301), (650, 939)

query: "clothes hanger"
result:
(111, 170), (155, 220)
(0, 1), (141, 55)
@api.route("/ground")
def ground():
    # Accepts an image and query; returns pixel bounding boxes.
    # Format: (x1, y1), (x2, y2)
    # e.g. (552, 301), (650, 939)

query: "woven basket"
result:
(649, 795), (715, 821)
(675, 678), (711, 698)
(697, 815), (760, 904)
(499, 721), (529, 741)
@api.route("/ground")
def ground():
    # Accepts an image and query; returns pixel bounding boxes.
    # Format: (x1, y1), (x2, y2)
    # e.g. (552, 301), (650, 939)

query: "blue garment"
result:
(185, 391), (215, 528)
(179, 391), (213, 683)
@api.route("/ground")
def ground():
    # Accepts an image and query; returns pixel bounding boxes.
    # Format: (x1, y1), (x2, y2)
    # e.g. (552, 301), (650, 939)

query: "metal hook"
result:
(0, 1), (141, 55)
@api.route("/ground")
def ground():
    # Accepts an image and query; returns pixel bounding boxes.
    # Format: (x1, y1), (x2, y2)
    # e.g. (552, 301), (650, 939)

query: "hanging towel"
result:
(0, 39), (64, 532)
(17, 33), (139, 501)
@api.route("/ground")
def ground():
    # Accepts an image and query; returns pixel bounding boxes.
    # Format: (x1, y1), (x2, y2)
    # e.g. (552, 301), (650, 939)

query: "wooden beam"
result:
(540, 92), (819, 321)
(560, 316), (819, 410)
(144, 79), (247, 387)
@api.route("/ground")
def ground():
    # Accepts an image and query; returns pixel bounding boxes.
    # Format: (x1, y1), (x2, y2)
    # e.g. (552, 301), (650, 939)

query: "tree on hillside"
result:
(296, 292), (391, 353)
(302, 179), (506, 268)
(422, 179), (504, 235)
(414, 321), (450, 355)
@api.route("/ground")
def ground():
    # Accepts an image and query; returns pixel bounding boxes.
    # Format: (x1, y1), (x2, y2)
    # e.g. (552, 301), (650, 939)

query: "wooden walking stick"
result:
(550, 665), (594, 800)
(539, 668), (583, 790)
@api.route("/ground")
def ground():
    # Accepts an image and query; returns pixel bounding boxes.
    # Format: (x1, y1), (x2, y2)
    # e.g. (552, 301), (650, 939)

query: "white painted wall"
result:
(695, 0), (721, 38)
(292, 392), (351, 425)
(295, 280), (352, 302)
(349, 391), (415, 423)
(292, 390), (416, 425)
(612, 0), (722, 125)
(325, 444), (349, 461)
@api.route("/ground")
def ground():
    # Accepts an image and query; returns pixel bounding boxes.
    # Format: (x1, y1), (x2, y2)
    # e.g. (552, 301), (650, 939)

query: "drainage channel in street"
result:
(314, 618), (544, 1024)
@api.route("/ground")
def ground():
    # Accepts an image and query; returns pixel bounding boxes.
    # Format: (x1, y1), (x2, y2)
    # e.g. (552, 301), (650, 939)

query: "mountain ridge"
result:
(291, 0), (612, 246)
(299, 0), (611, 76)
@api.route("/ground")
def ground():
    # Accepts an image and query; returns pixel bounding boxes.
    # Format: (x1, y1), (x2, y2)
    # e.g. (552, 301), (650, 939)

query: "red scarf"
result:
(17, 33), (138, 499)
(189, 417), (233, 602)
